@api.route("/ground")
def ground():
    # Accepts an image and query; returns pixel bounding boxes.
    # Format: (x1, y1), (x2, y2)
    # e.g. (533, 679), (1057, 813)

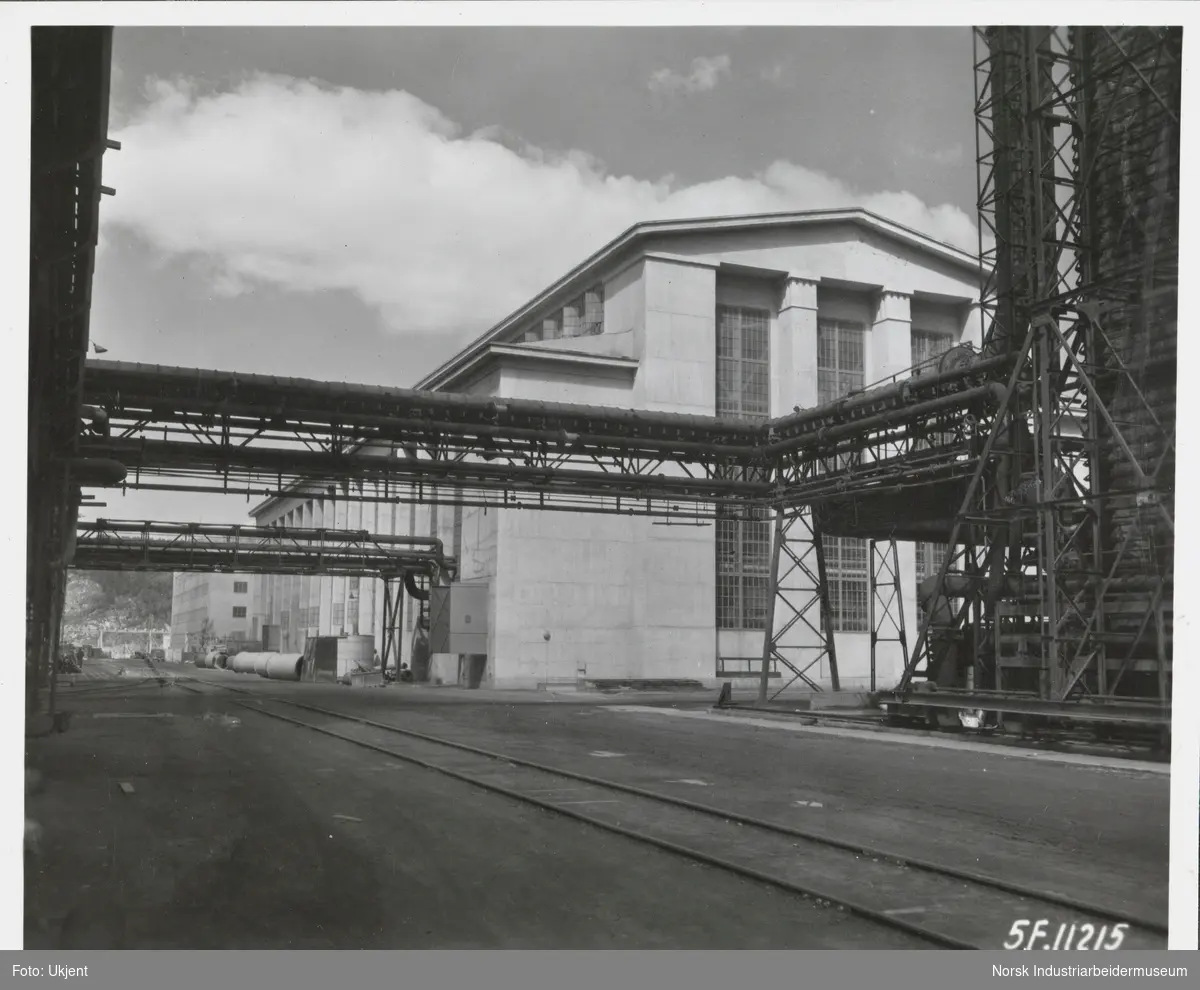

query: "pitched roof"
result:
(416, 207), (981, 390)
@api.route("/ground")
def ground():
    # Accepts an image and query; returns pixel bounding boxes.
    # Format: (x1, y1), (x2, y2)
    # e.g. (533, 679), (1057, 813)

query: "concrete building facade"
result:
(168, 572), (258, 661)
(250, 210), (982, 690)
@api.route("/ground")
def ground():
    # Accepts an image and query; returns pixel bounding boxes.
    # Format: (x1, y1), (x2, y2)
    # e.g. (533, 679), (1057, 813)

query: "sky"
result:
(86, 24), (980, 526)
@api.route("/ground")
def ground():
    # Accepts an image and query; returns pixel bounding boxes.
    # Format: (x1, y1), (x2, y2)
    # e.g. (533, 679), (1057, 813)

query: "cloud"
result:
(903, 143), (965, 168)
(101, 74), (980, 338)
(647, 55), (732, 96)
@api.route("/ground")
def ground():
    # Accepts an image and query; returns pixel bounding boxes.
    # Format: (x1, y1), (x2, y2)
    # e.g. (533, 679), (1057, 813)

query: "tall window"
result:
(915, 541), (948, 583)
(816, 317), (869, 631)
(716, 305), (771, 630)
(822, 536), (869, 632)
(332, 603), (345, 627)
(912, 330), (955, 448)
(914, 541), (949, 625)
(817, 319), (865, 405)
(911, 329), (953, 376)
(716, 306), (769, 419)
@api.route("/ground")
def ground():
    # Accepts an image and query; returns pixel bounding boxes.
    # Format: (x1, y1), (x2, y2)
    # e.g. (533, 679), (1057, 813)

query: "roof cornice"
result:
(415, 208), (984, 391)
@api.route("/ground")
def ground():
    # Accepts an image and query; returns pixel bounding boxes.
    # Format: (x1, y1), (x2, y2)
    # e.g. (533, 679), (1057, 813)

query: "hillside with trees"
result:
(62, 570), (173, 644)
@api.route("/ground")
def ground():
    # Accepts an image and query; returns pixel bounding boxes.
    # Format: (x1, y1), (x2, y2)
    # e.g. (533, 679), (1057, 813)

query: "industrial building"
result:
(249, 209), (983, 689)
(168, 571), (258, 661)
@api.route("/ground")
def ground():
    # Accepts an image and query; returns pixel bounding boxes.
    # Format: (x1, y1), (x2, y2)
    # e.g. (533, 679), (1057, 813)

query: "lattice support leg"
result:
(758, 508), (839, 703)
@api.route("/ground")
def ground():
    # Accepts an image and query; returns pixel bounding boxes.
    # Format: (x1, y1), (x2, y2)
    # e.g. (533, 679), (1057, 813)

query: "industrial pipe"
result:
(404, 570), (429, 602)
(83, 360), (767, 439)
(77, 519), (443, 552)
(765, 383), (1005, 458)
(228, 652), (258, 674)
(66, 457), (126, 487)
(769, 354), (1011, 434)
(262, 653), (304, 681)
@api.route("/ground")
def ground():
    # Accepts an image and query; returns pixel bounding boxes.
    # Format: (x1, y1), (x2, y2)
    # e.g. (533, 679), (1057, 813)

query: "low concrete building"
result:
(168, 572), (258, 661)
(250, 209), (982, 690)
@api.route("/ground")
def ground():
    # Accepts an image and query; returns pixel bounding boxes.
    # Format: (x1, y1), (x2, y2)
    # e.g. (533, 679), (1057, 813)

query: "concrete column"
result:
(872, 290), (913, 382)
(775, 276), (820, 414)
(361, 500), (377, 652)
(333, 498), (347, 634)
(872, 290), (918, 690)
(318, 498), (333, 635)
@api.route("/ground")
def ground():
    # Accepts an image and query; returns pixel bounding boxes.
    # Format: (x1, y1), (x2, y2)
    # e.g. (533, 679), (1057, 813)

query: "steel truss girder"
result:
(72, 520), (452, 579)
(757, 508), (839, 702)
(80, 356), (1008, 523)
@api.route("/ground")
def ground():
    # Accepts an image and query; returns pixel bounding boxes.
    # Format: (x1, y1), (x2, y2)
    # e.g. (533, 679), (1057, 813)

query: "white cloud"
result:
(648, 55), (732, 96)
(101, 74), (980, 337)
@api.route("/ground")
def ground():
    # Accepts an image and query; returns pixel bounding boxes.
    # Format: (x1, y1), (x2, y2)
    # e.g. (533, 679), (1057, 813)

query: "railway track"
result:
(176, 677), (1167, 950)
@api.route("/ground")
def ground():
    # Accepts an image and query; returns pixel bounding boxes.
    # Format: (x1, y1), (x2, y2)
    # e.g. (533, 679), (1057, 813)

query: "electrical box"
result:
(450, 583), (489, 655)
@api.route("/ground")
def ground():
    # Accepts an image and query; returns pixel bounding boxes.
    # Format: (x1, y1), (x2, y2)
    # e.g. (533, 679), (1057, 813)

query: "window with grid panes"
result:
(582, 285), (604, 335)
(815, 318), (869, 629)
(911, 329), (953, 376)
(232, 606), (247, 619)
(821, 536), (870, 632)
(332, 603), (345, 627)
(914, 541), (949, 625)
(817, 319), (865, 406)
(715, 305), (771, 629)
(233, 581), (248, 594)
(911, 330), (955, 448)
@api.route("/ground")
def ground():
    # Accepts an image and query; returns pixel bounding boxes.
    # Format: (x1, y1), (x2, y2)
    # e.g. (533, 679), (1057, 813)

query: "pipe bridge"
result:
(72, 520), (452, 582)
(79, 355), (1006, 525)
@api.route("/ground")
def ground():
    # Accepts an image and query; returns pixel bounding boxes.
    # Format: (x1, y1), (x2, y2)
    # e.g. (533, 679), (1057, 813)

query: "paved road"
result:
(26, 669), (1169, 948)
(199, 672), (1170, 923)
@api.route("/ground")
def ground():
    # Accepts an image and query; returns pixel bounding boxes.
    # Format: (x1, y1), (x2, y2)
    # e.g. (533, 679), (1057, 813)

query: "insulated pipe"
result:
(403, 571), (429, 602)
(263, 653), (304, 681)
(769, 355), (1011, 434)
(77, 520), (443, 552)
(228, 652), (258, 674)
(66, 457), (126, 487)
(764, 384), (1006, 458)
(83, 360), (768, 439)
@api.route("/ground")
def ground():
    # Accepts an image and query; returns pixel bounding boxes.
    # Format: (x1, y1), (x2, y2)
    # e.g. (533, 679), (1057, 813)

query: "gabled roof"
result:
(416, 207), (981, 390)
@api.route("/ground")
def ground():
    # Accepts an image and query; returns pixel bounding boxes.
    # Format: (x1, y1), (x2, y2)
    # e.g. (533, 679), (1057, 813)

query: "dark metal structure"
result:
(889, 27), (1179, 728)
(28, 27), (118, 715)
(73, 520), (451, 577)
(78, 356), (1003, 519)
(72, 520), (448, 675)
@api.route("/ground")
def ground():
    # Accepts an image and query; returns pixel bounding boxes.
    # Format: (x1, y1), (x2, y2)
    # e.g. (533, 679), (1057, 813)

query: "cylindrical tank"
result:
(203, 649), (228, 669)
(337, 636), (376, 680)
(264, 653), (304, 681)
(254, 653), (271, 677)
(228, 652), (258, 674)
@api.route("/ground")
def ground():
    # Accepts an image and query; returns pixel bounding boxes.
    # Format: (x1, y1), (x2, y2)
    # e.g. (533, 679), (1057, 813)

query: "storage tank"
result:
(263, 653), (304, 682)
(228, 652), (258, 674)
(337, 635), (376, 681)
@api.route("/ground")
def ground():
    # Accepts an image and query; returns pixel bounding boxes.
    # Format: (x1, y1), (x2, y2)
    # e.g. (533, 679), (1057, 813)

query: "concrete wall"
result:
(169, 571), (256, 659)
(481, 224), (979, 691)
(245, 220), (981, 692)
